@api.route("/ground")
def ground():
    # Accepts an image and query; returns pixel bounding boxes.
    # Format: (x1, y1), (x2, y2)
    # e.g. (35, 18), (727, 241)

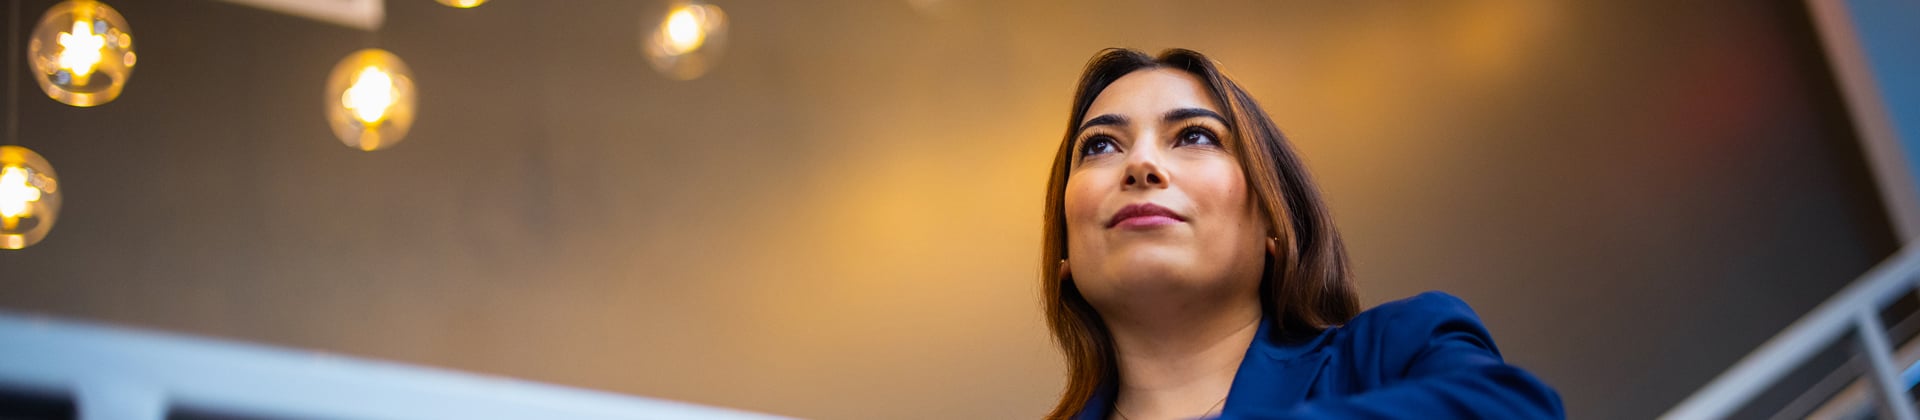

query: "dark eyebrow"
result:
(1077, 108), (1226, 135)
(1077, 114), (1128, 135)
(1165, 108), (1228, 125)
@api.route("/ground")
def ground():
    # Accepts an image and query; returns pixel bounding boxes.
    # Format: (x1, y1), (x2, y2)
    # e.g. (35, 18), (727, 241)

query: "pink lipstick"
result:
(1107, 203), (1186, 229)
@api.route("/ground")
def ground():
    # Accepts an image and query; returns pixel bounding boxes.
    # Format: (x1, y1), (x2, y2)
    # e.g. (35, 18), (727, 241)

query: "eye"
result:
(1079, 136), (1119, 159)
(1175, 126), (1221, 148)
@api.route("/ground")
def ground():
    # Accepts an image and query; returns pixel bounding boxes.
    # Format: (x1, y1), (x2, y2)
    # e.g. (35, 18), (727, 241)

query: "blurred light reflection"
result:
(324, 49), (418, 151)
(435, 0), (488, 8)
(643, 2), (728, 80)
(0, 146), (61, 250)
(28, 0), (136, 107)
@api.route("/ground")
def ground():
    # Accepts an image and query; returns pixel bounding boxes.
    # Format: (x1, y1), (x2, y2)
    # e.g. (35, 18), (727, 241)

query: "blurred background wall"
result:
(0, 0), (1898, 418)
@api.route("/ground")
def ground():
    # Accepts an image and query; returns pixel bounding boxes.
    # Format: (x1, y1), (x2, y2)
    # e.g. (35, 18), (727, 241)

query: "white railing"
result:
(1669, 0), (1920, 415)
(0, 312), (789, 420)
(1663, 244), (1920, 420)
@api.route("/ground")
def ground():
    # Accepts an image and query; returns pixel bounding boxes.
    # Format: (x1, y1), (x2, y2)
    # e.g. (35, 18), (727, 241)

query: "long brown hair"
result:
(1040, 48), (1359, 419)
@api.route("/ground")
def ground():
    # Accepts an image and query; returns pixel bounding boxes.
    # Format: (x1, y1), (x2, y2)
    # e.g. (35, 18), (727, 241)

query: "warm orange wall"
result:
(0, 1), (1894, 418)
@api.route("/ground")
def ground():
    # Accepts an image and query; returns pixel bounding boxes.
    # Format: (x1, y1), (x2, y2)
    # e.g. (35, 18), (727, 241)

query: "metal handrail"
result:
(1663, 244), (1920, 419)
(0, 312), (788, 420)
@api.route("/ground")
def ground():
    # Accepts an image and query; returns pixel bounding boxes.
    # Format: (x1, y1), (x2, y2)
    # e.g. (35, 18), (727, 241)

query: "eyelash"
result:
(1077, 125), (1223, 161)
(1175, 126), (1222, 147)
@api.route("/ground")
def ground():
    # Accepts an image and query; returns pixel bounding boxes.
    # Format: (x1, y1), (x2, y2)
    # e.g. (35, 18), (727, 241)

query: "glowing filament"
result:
(342, 66), (396, 124)
(57, 19), (105, 80)
(0, 167), (41, 221)
(664, 7), (707, 54)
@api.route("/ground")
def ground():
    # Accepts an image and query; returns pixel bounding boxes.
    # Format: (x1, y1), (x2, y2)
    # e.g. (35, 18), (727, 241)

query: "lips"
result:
(1106, 203), (1187, 229)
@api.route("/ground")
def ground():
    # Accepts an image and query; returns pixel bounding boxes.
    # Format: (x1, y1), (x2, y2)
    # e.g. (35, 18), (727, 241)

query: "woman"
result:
(1040, 48), (1563, 419)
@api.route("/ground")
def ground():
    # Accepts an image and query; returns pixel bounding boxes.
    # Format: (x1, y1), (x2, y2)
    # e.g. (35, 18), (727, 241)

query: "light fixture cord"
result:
(5, 0), (19, 146)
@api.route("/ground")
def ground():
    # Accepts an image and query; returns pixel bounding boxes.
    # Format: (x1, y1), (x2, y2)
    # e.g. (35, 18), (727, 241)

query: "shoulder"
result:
(1337, 291), (1506, 366)
(1240, 292), (1565, 418)
(1353, 291), (1484, 329)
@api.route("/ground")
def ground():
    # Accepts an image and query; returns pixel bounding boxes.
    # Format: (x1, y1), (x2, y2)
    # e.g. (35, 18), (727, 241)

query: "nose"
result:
(1123, 150), (1168, 189)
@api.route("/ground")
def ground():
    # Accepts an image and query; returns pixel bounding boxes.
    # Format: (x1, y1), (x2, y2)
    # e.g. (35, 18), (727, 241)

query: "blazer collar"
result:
(1221, 316), (1332, 417)
(1072, 317), (1333, 419)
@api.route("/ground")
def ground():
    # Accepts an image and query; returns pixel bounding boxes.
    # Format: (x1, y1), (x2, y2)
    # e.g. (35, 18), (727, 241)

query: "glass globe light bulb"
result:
(435, 0), (488, 8)
(663, 8), (707, 55)
(0, 146), (62, 250)
(325, 49), (417, 151)
(27, 0), (136, 107)
(643, 2), (728, 80)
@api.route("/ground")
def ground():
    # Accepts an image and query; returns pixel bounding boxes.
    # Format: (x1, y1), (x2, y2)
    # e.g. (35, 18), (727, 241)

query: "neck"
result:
(1105, 299), (1261, 420)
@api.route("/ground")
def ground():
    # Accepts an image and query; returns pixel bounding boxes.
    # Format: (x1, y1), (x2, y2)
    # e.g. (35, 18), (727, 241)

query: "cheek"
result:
(1062, 172), (1107, 245)
(1193, 163), (1247, 214)
(1186, 158), (1260, 240)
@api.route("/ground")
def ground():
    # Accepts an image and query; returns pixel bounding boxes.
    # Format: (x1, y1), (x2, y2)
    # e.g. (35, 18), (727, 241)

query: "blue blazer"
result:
(1073, 292), (1564, 419)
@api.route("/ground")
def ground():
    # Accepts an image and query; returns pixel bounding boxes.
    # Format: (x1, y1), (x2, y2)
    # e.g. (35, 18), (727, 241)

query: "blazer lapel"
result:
(1222, 318), (1333, 417)
(1077, 318), (1337, 419)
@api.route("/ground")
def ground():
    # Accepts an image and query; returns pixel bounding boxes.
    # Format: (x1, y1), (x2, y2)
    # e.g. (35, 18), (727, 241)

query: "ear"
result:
(1057, 259), (1071, 280)
(1267, 236), (1278, 257)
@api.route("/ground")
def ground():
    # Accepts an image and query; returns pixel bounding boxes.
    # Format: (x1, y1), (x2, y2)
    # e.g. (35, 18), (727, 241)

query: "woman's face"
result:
(1064, 68), (1271, 314)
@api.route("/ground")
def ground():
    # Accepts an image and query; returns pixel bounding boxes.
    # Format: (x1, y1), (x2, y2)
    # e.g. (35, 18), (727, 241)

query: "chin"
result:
(1077, 249), (1220, 315)
(1104, 245), (1204, 288)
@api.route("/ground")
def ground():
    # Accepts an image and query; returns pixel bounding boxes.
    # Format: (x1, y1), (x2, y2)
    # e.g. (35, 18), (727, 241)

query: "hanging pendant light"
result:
(643, 1), (728, 80)
(435, 0), (488, 8)
(27, 0), (135, 107)
(0, 146), (60, 250)
(324, 49), (417, 151)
